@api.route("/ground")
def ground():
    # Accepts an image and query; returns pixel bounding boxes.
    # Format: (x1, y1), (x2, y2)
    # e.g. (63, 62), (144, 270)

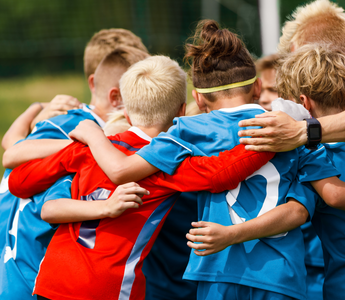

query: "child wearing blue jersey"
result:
(0, 47), (149, 300)
(273, 43), (345, 300)
(68, 21), (345, 300)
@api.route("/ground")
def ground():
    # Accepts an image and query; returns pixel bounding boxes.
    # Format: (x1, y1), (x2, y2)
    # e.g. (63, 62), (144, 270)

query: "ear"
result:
(88, 74), (95, 94)
(290, 43), (296, 53)
(177, 102), (186, 117)
(123, 108), (132, 126)
(108, 87), (122, 108)
(192, 90), (207, 112)
(252, 78), (262, 101)
(300, 95), (311, 111)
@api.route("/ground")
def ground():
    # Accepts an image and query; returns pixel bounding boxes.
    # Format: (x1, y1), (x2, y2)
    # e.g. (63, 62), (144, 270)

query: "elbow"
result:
(107, 162), (132, 185)
(2, 150), (16, 169)
(324, 189), (345, 210)
(292, 203), (309, 227)
(41, 202), (57, 223)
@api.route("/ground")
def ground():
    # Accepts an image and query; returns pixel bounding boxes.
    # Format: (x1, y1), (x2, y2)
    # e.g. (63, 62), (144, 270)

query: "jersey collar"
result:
(81, 104), (106, 128)
(218, 103), (266, 114)
(128, 127), (152, 142)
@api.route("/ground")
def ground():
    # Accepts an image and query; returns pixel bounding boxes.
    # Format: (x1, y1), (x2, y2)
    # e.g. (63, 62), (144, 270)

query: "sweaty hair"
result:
(255, 53), (280, 73)
(94, 46), (150, 100)
(84, 28), (148, 78)
(276, 44), (345, 112)
(279, 0), (345, 54)
(120, 56), (187, 127)
(185, 20), (256, 102)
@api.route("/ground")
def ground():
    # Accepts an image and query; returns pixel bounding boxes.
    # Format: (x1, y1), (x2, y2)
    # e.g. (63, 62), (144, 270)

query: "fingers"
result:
(118, 182), (150, 197)
(113, 182), (150, 206)
(243, 144), (275, 152)
(51, 95), (80, 107)
(238, 115), (275, 128)
(47, 95), (80, 117)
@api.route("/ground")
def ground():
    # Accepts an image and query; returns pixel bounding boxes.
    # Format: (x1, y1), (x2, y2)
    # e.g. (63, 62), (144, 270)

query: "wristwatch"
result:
(305, 118), (322, 150)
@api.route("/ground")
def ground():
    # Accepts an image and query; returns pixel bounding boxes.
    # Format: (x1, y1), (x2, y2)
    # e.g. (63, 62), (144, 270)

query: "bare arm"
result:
(238, 110), (345, 152)
(2, 102), (45, 150)
(311, 176), (345, 210)
(3, 139), (72, 169)
(69, 120), (159, 184)
(30, 95), (81, 130)
(41, 182), (149, 223)
(187, 199), (308, 256)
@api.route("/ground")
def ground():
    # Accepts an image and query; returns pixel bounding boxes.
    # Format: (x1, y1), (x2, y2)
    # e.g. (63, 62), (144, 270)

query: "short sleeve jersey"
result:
(311, 142), (345, 300)
(0, 104), (104, 299)
(136, 104), (339, 300)
(7, 127), (250, 300)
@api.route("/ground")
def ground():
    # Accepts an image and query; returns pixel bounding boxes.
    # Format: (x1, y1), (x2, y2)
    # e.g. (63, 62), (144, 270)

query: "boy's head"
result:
(279, 0), (345, 55)
(256, 54), (280, 111)
(93, 46), (150, 112)
(276, 44), (345, 117)
(84, 28), (148, 79)
(184, 20), (259, 108)
(120, 55), (187, 128)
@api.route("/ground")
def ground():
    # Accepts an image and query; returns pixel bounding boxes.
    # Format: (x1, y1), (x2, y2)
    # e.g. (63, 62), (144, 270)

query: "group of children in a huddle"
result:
(2, 1), (345, 300)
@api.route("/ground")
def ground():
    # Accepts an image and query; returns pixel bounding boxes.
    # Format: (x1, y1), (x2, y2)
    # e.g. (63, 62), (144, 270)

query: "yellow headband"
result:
(195, 76), (257, 94)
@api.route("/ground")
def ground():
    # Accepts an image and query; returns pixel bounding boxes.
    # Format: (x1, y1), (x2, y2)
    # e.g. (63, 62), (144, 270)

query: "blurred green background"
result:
(1, 0), (344, 176)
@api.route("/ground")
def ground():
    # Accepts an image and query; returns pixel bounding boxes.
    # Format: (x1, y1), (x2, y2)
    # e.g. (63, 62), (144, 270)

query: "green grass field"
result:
(0, 74), (195, 177)
(0, 74), (89, 176)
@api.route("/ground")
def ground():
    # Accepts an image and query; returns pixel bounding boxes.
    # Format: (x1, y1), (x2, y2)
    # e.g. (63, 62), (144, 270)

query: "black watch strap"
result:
(305, 118), (322, 150)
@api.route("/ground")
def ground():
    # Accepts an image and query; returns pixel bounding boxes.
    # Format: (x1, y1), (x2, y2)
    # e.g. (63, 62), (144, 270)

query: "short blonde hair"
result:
(84, 28), (148, 78)
(279, 0), (345, 55)
(120, 56), (187, 127)
(94, 46), (150, 99)
(276, 44), (345, 111)
(103, 110), (130, 136)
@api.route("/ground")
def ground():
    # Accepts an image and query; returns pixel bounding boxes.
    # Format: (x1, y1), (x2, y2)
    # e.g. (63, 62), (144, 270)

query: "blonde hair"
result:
(279, 0), (345, 55)
(120, 56), (187, 127)
(276, 44), (345, 111)
(103, 110), (130, 136)
(255, 53), (280, 73)
(94, 46), (150, 100)
(84, 28), (148, 78)
(186, 101), (204, 116)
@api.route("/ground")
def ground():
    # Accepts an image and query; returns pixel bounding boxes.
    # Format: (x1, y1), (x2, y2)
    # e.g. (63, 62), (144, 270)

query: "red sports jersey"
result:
(9, 128), (274, 300)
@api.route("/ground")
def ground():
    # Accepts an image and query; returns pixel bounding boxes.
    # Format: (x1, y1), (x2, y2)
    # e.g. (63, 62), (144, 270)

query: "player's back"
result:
(138, 103), (337, 300)
(0, 104), (104, 299)
(312, 142), (345, 299)
(33, 128), (182, 300)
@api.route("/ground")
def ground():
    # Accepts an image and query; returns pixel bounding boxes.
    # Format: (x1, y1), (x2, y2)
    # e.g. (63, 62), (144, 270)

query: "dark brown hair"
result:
(185, 20), (256, 101)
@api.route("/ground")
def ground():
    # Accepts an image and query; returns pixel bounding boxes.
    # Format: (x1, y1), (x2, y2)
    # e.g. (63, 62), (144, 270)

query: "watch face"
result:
(310, 126), (321, 139)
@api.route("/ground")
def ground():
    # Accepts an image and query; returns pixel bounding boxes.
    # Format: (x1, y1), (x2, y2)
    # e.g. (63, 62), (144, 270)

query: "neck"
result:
(136, 123), (171, 139)
(312, 106), (343, 118)
(205, 94), (254, 112)
(89, 95), (97, 106)
(91, 105), (108, 122)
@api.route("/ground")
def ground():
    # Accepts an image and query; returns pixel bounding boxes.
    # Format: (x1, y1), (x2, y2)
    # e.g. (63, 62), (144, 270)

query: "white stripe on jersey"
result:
(44, 120), (72, 140)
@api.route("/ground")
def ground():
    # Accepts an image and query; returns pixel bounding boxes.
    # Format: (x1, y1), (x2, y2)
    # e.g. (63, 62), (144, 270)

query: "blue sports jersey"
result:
(301, 221), (324, 300)
(310, 142), (345, 300)
(0, 176), (72, 300)
(137, 104), (339, 300)
(0, 105), (104, 299)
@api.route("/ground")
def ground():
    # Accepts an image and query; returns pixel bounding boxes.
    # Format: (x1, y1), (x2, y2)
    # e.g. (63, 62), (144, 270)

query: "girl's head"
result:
(276, 43), (345, 116)
(185, 20), (257, 103)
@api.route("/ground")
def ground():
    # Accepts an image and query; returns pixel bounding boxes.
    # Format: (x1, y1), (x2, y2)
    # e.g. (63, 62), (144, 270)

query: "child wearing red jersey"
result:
(9, 55), (274, 300)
